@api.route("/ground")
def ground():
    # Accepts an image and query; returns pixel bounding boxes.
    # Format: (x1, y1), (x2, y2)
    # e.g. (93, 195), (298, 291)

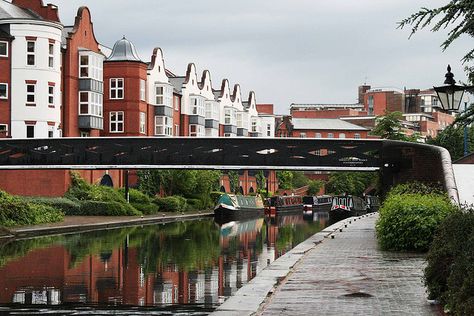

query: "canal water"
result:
(0, 212), (330, 315)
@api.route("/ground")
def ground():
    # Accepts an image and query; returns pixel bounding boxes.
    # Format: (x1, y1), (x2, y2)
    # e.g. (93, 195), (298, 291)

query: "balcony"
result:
(78, 115), (103, 130)
(189, 115), (205, 126)
(79, 79), (103, 94)
(154, 106), (173, 117)
(224, 124), (237, 134)
(237, 128), (248, 137)
(205, 119), (219, 129)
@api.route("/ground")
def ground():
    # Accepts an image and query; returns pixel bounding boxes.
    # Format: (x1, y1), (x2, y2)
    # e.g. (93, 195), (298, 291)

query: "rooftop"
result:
(0, 1), (43, 20)
(292, 118), (368, 131)
(107, 37), (142, 62)
(291, 103), (364, 109)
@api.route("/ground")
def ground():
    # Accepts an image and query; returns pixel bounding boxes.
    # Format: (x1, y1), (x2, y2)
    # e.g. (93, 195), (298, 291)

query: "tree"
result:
(291, 171), (310, 188)
(398, 0), (474, 83)
(227, 171), (240, 194)
(371, 111), (418, 141)
(326, 172), (378, 196)
(307, 180), (324, 196)
(276, 171), (293, 190)
(427, 124), (474, 160)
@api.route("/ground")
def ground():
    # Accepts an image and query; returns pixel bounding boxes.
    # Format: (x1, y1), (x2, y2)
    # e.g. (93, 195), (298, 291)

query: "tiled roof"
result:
(0, 1), (43, 20)
(292, 118), (368, 131)
(169, 77), (185, 94)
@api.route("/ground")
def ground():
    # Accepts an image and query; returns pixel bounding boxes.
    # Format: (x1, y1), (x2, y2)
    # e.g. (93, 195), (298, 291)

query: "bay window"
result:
(154, 116), (172, 136)
(155, 84), (172, 107)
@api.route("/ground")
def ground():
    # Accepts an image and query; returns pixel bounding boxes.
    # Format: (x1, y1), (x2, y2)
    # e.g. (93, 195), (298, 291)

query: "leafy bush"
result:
(154, 196), (187, 212)
(24, 197), (81, 215)
(376, 193), (457, 252)
(118, 188), (153, 204)
(79, 201), (141, 216)
(386, 182), (444, 197)
(424, 210), (474, 315)
(186, 198), (204, 211)
(132, 202), (159, 215)
(0, 191), (64, 227)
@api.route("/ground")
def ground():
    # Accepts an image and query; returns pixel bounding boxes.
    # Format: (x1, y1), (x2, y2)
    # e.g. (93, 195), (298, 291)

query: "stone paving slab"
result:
(259, 213), (440, 316)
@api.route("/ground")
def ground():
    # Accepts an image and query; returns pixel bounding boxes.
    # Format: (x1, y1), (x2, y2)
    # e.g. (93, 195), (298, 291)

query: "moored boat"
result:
(214, 194), (264, 223)
(365, 195), (380, 212)
(303, 195), (333, 214)
(265, 195), (303, 217)
(329, 195), (367, 221)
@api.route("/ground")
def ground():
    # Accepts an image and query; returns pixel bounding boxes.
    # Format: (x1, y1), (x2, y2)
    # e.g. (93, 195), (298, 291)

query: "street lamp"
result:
(433, 65), (470, 112)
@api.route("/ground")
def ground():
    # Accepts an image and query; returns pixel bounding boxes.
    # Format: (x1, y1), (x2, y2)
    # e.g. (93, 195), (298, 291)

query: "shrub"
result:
(186, 198), (204, 211)
(24, 197), (81, 215)
(376, 193), (457, 252)
(132, 202), (159, 215)
(386, 181), (444, 197)
(118, 188), (153, 204)
(0, 191), (64, 227)
(424, 210), (474, 315)
(79, 201), (141, 216)
(154, 196), (187, 212)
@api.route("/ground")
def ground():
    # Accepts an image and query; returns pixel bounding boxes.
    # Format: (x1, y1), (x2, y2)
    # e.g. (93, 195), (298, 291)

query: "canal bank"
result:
(213, 213), (439, 316)
(0, 212), (213, 240)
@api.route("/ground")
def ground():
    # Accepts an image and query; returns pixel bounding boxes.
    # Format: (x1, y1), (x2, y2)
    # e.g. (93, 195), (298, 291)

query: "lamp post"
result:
(434, 65), (474, 156)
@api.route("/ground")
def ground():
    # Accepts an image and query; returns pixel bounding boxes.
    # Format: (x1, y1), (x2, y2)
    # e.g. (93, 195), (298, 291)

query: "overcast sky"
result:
(51, 0), (472, 114)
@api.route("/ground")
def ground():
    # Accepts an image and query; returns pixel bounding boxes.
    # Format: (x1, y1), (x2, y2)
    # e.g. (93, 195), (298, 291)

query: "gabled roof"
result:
(292, 118), (368, 131)
(0, 1), (43, 20)
(169, 77), (186, 94)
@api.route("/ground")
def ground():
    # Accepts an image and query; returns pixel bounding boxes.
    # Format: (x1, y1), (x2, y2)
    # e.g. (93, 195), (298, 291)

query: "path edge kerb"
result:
(1, 213), (213, 240)
(211, 215), (366, 316)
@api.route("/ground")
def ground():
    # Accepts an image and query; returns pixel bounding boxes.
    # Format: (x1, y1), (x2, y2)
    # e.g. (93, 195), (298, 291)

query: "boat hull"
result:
(329, 207), (366, 222)
(214, 204), (264, 224)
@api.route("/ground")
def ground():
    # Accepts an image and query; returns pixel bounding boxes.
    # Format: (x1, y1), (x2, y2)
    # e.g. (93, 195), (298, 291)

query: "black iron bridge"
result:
(0, 137), (459, 202)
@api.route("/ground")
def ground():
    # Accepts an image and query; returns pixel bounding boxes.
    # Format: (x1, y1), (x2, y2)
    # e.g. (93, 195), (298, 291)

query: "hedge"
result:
(0, 191), (64, 227)
(154, 196), (187, 212)
(24, 197), (81, 215)
(78, 200), (141, 216)
(376, 193), (457, 252)
(424, 210), (474, 315)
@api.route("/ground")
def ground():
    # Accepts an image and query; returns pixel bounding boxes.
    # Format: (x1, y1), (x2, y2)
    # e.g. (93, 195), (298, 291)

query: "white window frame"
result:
(26, 84), (35, 104)
(189, 124), (204, 137)
(79, 91), (103, 117)
(110, 111), (124, 133)
(26, 41), (35, 66)
(175, 124), (179, 136)
(354, 133), (361, 139)
(251, 119), (258, 132)
(315, 132), (322, 138)
(0, 124), (8, 133)
(327, 133), (334, 138)
(174, 95), (179, 111)
(48, 43), (54, 68)
(110, 78), (124, 100)
(0, 83), (7, 99)
(339, 133), (346, 139)
(140, 79), (146, 101)
(48, 125), (54, 138)
(190, 96), (205, 116)
(0, 41), (8, 57)
(139, 112), (146, 134)
(26, 125), (35, 138)
(154, 116), (172, 136)
(48, 85), (54, 106)
(79, 52), (104, 81)
(155, 84), (172, 107)
(300, 132), (306, 138)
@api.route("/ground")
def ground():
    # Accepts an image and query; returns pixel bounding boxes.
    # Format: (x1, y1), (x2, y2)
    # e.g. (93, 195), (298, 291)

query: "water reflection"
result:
(0, 213), (328, 314)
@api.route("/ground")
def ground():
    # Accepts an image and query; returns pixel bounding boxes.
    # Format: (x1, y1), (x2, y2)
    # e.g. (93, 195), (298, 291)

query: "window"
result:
(110, 78), (124, 99)
(189, 124), (204, 137)
(236, 113), (242, 127)
(315, 133), (322, 138)
(0, 124), (7, 133)
(26, 125), (34, 138)
(432, 97), (438, 106)
(174, 96), (179, 111)
(327, 133), (334, 138)
(80, 131), (90, 137)
(251, 119), (258, 132)
(300, 133), (306, 138)
(79, 52), (104, 81)
(368, 95), (374, 115)
(0, 83), (7, 99)
(155, 84), (172, 107)
(154, 116), (172, 136)
(0, 41), (8, 57)
(175, 124), (179, 136)
(27, 41), (35, 66)
(339, 133), (346, 139)
(190, 96), (205, 116)
(48, 126), (54, 138)
(110, 111), (124, 132)
(48, 86), (54, 107)
(140, 80), (146, 101)
(79, 91), (103, 116)
(139, 112), (146, 134)
(48, 43), (54, 68)
(267, 124), (271, 137)
(26, 84), (35, 104)
(354, 133), (361, 139)
(225, 109), (233, 125)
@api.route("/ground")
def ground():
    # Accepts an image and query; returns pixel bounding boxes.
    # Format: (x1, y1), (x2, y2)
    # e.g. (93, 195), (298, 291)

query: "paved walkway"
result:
(259, 213), (440, 315)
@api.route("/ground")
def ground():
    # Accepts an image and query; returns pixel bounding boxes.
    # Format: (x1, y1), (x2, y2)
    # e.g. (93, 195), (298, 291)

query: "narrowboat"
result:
(329, 195), (367, 221)
(265, 195), (303, 217)
(302, 195), (333, 214)
(365, 195), (380, 212)
(214, 194), (264, 223)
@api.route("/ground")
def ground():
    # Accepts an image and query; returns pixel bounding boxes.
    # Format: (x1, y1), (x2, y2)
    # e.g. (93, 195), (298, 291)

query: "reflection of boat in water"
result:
(268, 213), (304, 226)
(304, 211), (329, 224)
(329, 195), (367, 221)
(265, 195), (303, 217)
(218, 218), (265, 238)
(214, 194), (264, 223)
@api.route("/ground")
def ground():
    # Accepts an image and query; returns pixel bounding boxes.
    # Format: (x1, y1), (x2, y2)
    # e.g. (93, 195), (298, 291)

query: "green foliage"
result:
(277, 171), (294, 190)
(398, 0), (474, 74)
(78, 201), (141, 216)
(424, 209), (474, 315)
(427, 124), (474, 161)
(227, 171), (240, 194)
(376, 193), (457, 252)
(186, 198), (204, 211)
(24, 197), (81, 215)
(291, 171), (310, 188)
(386, 181), (444, 197)
(0, 191), (64, 227)
(117, 188), (159, 214)
(326, 172), (378, 196)
(307, 180), (324, 196)
(154, 196), (187, 212)
(210, 191), (223, 204)
(255, 171), (266, 191)
(371, 111), (417, 141)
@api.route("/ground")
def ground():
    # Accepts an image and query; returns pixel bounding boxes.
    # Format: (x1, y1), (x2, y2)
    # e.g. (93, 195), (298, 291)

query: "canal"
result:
(0, 212), (330, 315)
